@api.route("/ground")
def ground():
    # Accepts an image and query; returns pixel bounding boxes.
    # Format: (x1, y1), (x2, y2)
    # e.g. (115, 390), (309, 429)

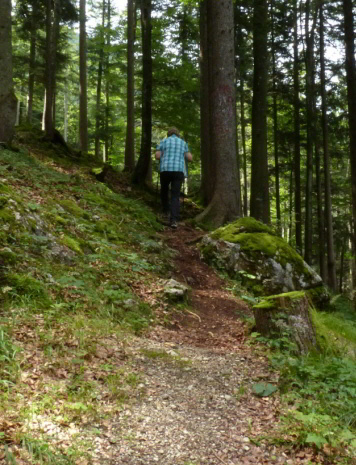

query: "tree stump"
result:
(253, 291), (319, 354)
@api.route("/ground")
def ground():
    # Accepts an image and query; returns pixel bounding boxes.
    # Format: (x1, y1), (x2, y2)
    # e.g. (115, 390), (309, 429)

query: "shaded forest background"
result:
(4, 0), (356, 296)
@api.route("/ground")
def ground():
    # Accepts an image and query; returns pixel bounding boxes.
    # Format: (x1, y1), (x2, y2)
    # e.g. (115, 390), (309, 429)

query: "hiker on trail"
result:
(155, 127), (193, 229)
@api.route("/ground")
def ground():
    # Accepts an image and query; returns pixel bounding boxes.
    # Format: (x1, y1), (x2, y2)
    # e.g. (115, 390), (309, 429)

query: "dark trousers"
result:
(160, 171), (184, 222)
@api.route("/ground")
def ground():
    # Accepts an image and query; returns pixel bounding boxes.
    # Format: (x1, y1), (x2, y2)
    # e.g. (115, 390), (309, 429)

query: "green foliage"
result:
(4, 273), (51, 307)
(0, 328), (20, 387)
(21, 435), (76, 465)
(252, 382), (278, 397)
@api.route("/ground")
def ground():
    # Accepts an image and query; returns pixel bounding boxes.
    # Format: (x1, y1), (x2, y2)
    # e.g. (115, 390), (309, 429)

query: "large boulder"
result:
(200, 217), (328, 303)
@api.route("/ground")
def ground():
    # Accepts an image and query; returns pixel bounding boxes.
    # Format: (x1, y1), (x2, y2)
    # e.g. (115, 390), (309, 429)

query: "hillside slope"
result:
(0, 132), (355, 465)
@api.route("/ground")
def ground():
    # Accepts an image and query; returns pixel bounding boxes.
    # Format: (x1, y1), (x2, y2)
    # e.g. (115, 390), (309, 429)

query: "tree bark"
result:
(250, 0), (269, 224)
(199, 0), (213, 205)
(95, 0), (106, 159)
(315, 137), (327, 281)
(196, 0), (241, 227)
(320, 4), (337, 291)
(271, 3), (281, 232)
(303, 0), (318, 265)
(293, 0), (302, 253)
(79, 0), (88, 152)
(124, 0), (136, 171)
(132, 0), (152, 185)
(27, 2), (37, 124)
(343, 0), (356, 298)
(44, 0), (60, 140)
(104, 0), (111, 162)
(0, 0), (17, 144)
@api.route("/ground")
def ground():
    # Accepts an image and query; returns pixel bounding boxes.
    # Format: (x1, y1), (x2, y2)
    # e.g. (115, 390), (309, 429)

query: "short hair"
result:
(167, 127), (180, 137)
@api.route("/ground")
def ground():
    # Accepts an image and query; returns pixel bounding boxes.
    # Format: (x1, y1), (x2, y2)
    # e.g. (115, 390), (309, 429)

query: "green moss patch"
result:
(253, 291), (306, 310)
(211, 217), (275, 241)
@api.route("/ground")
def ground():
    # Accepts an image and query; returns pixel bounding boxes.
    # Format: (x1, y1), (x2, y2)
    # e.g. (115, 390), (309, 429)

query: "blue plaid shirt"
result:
(157, 135), (189, 176)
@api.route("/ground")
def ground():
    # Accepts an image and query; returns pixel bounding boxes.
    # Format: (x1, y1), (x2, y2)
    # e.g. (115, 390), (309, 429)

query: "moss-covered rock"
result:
(200, 217), (328, 305)
(253, 291), (319, 354)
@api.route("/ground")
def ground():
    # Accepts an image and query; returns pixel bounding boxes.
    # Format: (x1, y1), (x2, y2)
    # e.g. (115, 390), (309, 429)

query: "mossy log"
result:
(253, 291), (319, 354)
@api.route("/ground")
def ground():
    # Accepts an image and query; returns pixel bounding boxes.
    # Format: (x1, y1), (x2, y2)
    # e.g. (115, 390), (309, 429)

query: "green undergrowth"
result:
(0, 137), (178, 463)
(253, 295), (356, 462)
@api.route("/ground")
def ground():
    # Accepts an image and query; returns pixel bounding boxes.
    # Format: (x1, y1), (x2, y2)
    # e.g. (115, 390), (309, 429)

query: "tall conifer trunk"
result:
(196, 0), (241, 227)
(124, 0), (136, 171)
(95, 0), (106, 159)
(199, 0), (214, 205)
(293, 0), (302, 253)
(250, 0), (269, 224)
(271, 3), (281, 231)
(343, 0), (356, 297)
(27, 2), (37, 124)
(0, 0), (17, 144)
(132, 0), (152, 185)
(303, 0), (317, 264)
(44, 0), (60, 140)
(79, 0), (88, 152)
(104, 0), (111, 162)
(320, 4), (336, 290)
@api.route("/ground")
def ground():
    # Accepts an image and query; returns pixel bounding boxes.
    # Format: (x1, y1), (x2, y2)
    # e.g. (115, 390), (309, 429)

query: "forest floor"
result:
(91, 224), (325, 465)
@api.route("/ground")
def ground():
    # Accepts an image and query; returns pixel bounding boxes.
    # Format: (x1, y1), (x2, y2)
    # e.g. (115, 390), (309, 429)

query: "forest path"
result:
(96, 224), (316, 465)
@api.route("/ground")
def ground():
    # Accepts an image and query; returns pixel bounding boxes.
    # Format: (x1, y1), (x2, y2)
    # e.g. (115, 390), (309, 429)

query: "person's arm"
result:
(184, 152), (192, 162)
(155, 150), (162, 160)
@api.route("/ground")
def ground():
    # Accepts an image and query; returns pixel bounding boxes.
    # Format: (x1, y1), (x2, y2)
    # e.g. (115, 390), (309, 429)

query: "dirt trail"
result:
(93, 223), (322, 465)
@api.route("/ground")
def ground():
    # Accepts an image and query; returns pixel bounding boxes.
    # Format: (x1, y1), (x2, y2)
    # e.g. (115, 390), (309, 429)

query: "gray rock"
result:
(163, 279), (190, 301)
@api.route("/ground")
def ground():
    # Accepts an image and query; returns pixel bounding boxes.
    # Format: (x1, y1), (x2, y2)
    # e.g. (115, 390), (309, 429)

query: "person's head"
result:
(167, 127), (180, 138)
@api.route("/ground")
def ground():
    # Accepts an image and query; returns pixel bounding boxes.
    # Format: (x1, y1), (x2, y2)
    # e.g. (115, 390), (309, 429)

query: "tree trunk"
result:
(293, 0), (302, 254)
(124, 0), (136, 171)
(64, 86), (68, 142)
(343, 0), (356, 297)
(27, 2), (37, 124)
(79, 0), (88, 152)
(132, 0), (152, 185)
(0, 0), (17, 144)
(320, 4), (337, 291)
(315, 138), (327, 281)
(104, 0), (111, 162)
(250, 0), (269, 224)
(253, 292), (319, 354)
(95, 0), (106, 159)
(195, 0), (241, 227)
(199, 0), (212, 205)
(271, 3), (281, 232)
(304, 0), (317, 265)
(44, 0), (60, 140)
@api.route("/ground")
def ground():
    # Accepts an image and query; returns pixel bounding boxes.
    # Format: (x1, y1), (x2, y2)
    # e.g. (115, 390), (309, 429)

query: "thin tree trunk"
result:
(124, 0), (136, 171)
(44, 0), (54, 139)
(289, 150), (293, 244)
(132, 0), (152, 185)
(339, 235), (346, 294)
(64, 86), (68, 142)
(271, 3), (281, 232)
(44, 0), (60, 140)
(241, 80), (248, 217)
(95, 0), (106, 159)
(342, 0), (356, 298)
(104, 0), (111, 162)
(79, 0), (88, 152)
(42, 89), (46, 131)
(294, 0), (302, 253)
(250, 0), (269, 224)
(27, 3), (37, 124)
(303, 0), (317, 264)
(320, 4), (337, 291)
(315, 136), (327, 281)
